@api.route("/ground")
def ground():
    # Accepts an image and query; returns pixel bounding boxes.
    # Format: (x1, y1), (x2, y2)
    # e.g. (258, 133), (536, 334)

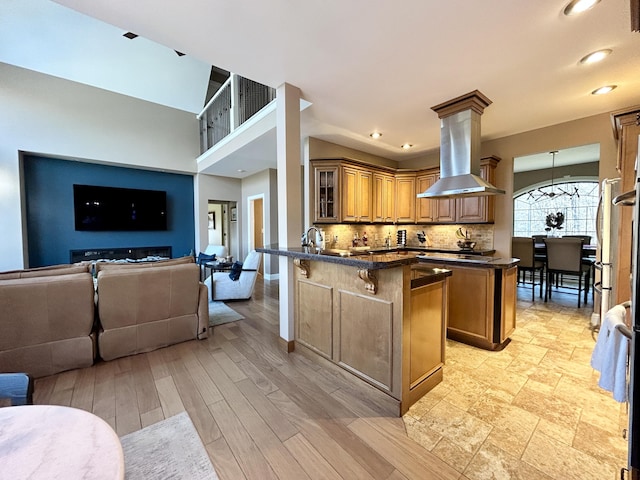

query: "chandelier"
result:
(527, 150), (580, 200)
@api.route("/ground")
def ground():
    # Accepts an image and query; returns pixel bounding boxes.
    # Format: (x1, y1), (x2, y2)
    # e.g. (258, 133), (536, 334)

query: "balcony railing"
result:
(197, 73), (276, 154)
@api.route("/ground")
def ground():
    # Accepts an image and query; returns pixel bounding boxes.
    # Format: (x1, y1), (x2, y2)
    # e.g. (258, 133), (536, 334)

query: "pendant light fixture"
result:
(528, 151), (580, 200)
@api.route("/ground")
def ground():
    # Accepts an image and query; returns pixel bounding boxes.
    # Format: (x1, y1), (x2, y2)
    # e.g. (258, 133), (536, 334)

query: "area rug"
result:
(120, 411), (218, 480)
(209, 300), (244, 327)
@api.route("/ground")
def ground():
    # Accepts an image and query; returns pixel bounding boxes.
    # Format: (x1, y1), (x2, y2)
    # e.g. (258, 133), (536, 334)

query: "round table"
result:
(0, 405), (124, 479)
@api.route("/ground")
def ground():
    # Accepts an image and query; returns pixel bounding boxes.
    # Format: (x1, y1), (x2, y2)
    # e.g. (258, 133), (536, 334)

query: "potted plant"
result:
(544, 212), (565, 236)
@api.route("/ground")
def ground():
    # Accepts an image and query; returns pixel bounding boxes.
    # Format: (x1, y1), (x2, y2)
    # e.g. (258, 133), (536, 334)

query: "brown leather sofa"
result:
(96, 257), (209, 361)
(0, 264), (96, 378)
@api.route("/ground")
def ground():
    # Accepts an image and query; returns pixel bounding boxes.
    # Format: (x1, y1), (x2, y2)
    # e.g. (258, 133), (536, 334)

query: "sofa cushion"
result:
(0, 264), (90, 280)
(197, 252), (216, 266)
(95, 255), (194, 274)
(229, 262), (243, 281)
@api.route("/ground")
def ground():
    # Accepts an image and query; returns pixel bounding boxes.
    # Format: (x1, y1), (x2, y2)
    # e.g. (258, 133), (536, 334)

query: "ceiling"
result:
(513, 143), (601, 173)
(5, 0), (640, 177)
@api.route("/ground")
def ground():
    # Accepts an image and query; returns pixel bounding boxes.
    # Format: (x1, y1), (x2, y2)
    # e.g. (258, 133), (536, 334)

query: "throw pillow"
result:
(197, 252), (216, 265)
(229, 261), (243, 281)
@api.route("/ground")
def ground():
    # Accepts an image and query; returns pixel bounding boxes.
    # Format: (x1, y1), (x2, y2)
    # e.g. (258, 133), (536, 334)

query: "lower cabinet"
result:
(421, 263), (517, 350)
(293, 260), (448, 415)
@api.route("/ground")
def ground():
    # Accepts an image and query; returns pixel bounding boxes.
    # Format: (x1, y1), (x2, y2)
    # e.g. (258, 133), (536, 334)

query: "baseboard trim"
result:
(278, 337), (295, 353)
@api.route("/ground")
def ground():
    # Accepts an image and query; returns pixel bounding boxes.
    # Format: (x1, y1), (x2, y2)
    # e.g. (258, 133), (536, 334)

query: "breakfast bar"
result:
(259, 245), (452, 415)
(260, 245), (519, 414)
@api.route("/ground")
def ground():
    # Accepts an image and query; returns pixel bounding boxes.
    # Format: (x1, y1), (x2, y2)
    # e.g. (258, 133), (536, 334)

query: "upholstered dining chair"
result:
(0, 373), (34, 406)
(543, 237), (590, 307)
(531, 235), (548, 264)
(562, 235), (595, 299)
(512, 237), (545, 301)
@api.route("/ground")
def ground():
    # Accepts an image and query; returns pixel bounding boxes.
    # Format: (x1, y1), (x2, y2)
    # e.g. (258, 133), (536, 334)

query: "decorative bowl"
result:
(457, 240), (476, 251)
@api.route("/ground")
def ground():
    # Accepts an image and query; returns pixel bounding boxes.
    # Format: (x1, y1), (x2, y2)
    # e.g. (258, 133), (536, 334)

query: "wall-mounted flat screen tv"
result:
(74, 184), (167, 231)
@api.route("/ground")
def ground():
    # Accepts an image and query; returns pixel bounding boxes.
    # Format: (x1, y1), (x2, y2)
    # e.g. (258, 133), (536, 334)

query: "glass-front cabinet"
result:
(313, 162), (340, 223)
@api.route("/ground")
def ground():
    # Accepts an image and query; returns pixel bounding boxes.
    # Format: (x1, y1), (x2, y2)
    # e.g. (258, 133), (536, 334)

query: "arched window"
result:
(513, 181), (599, 240)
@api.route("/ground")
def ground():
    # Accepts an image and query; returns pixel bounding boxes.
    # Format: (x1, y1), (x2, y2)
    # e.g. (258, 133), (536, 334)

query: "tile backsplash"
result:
(315, 224), (494, 251)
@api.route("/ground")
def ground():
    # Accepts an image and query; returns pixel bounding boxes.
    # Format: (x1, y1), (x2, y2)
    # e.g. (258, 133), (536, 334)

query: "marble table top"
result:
(0, 405), (124, 479)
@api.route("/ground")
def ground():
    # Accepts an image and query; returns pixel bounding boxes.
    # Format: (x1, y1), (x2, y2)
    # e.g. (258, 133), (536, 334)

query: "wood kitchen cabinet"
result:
(373, 171), (395, 223)
(312, 162), (340, 223)
(395, 173), (416, 223)
(416, 170), (437, 223)
(342, 164), (372, 223)
(420, 262), (516, 350)
(311, 156), (500, 225)
(455, 157), (499, 223)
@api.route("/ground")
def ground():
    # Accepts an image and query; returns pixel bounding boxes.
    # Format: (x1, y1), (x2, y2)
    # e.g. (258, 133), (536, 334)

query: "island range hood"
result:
(417, 90), (504, 198)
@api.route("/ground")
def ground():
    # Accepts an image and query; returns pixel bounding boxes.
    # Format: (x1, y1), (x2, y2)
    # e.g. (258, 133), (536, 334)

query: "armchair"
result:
(206, 250), (262, 301)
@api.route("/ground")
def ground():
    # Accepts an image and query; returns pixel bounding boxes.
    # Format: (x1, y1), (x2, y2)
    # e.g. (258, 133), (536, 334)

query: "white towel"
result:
(591, 305), (629, 402)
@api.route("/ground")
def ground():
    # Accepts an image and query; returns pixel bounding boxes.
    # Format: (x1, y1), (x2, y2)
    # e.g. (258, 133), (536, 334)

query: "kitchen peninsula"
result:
(259, 245), (518, 415)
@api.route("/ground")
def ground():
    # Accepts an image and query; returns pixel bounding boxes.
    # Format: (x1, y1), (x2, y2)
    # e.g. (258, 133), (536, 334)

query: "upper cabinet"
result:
(415, 171), (437, 223)
(342, 165), (373, 223)
(395, 173), (416, 223)
(311, 157), (500, 225)
(373, 172), (395, 223)
(312, 161), (340, 223)
(455, 157), (499, 224)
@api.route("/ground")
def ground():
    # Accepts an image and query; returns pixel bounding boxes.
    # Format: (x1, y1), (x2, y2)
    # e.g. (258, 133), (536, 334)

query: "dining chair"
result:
(562, 235), (594, 299)
(531, 235), (548, 264)
(512, 237), (545, 301)
(0, 373), (34, 406)
(543, 237), (590, 307)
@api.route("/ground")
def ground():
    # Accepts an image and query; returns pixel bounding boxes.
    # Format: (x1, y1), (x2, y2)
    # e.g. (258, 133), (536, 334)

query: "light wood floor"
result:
(33, 276), (461, 480)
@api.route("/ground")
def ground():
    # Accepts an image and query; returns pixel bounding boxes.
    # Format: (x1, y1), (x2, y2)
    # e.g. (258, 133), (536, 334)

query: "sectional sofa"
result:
(0, 256), (209, 378)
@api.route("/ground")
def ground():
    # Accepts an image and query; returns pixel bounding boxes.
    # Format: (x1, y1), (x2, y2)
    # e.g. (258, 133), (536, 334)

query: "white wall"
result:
(0, 62), (201, 271)
(241, 168), (279, 276)
(194, 173), (242, 262)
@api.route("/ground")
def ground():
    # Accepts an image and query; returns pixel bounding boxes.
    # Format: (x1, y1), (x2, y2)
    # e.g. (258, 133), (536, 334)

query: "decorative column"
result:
(276, 82), (302, 352)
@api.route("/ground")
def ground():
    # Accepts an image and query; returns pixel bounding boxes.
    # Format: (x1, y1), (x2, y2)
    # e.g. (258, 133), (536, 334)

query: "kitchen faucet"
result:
(303, 226), (324, 251)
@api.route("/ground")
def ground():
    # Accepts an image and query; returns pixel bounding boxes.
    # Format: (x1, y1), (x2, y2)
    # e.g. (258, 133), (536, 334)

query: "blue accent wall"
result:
(24, 155), (195, 267)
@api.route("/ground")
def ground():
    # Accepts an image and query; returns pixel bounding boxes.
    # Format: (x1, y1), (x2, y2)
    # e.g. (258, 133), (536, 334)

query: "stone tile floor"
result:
(403, 285), (630, 480)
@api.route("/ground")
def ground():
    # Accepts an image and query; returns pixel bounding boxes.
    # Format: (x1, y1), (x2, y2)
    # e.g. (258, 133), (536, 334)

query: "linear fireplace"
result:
(69, 246), (172, 263)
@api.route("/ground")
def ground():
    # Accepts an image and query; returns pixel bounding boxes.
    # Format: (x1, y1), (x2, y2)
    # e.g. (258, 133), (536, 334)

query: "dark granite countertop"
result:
(257, 245), (518, 270)
(416, 252), (519, 269)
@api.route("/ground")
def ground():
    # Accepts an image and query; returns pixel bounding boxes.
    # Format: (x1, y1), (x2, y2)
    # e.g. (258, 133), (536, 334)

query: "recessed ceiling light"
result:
(579, 49), (612, 64)
(591, 85), (617, 95)
(123, 32), (138, 39)
(237, 169), (246, 173)
(369, 132), (382, 139)
(564, 0), (600, 15)
(401, 143), (413, 150)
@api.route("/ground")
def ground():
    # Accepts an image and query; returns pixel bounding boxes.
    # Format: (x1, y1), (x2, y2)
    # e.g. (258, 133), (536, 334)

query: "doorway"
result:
(248, 195), (264, 275)
(207, 200), (233, 256)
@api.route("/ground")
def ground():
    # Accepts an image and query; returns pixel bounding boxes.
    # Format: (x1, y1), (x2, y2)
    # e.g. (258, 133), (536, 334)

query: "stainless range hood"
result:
(417, 90), (504, 198)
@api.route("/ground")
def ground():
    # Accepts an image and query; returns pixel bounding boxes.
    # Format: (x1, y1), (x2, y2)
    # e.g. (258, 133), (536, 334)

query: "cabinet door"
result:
(447, 266), (494, 341)
(416, 173), (436, 223)
(373, 172), (395, 223)
(500, 266), (517, 342)
(313, 165), (340, 223)
(434, 174), (456, 223)
(395, 174), (416, 223)
(357, 169), (373, 223)
(342, 166), (372, 222)
(456, 164), (488, 223)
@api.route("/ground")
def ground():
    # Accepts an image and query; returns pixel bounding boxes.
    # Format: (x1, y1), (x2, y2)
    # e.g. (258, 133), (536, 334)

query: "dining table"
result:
(534, 242), (597, 258)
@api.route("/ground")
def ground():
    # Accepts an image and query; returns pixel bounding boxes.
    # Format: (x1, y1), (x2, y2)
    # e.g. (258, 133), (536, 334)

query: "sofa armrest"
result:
(197, 282), (209, 339)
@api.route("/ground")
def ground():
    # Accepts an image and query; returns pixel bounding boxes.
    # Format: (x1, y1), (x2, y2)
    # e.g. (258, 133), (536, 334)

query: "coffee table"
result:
(0, 405), (125, 479)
